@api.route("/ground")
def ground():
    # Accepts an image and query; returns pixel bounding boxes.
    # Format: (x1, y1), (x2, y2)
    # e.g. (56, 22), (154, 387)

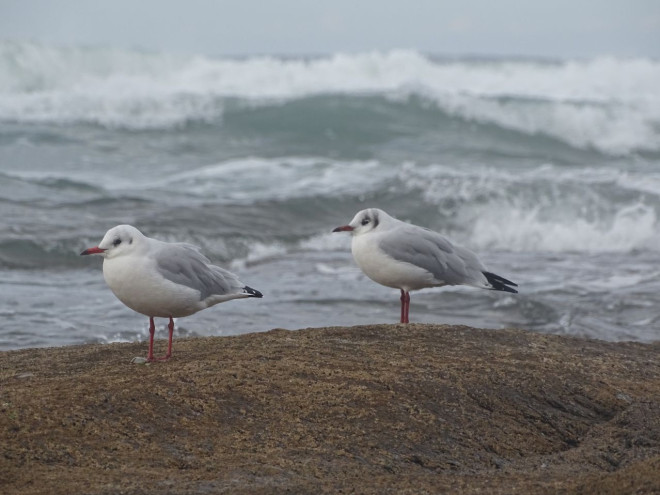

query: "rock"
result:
(0, 324), (658, 494)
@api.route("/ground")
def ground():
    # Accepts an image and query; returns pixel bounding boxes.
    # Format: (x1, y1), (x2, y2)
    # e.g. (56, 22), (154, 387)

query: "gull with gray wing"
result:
(81, 225), (262, 362)
(333, 208), (517, 323)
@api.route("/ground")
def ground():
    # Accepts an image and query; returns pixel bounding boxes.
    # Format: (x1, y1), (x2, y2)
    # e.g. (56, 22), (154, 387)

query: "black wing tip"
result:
(483, 271), (518, 294)
(243, 286), (263, 298)
(497, 285), (519, 294)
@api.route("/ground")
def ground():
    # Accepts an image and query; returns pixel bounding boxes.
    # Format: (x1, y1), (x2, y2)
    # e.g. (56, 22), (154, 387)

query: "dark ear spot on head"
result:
(372, 211), (379, 228)
(129, 238), (133, 245)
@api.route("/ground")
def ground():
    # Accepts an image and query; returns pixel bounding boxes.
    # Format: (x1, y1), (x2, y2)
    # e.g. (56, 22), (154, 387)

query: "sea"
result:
(1, 40), (659, 350)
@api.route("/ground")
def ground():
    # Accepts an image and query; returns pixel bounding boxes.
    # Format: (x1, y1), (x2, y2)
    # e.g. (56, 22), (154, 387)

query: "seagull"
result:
(333, 208), (517, 323)
(81, 225), (263, 362)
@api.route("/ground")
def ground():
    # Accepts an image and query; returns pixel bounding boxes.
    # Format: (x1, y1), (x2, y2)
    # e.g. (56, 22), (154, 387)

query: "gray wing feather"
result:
(155, 242), (243, 300)
(379, 225), (486, 286)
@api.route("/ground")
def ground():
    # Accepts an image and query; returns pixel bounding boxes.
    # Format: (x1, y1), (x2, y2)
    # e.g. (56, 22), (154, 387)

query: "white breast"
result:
(351, 234), (438, 292)
(102, 254), (203, 318)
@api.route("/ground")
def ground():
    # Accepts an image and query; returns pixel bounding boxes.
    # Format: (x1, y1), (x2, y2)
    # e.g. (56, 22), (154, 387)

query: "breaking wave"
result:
(1, 41), (659, 154)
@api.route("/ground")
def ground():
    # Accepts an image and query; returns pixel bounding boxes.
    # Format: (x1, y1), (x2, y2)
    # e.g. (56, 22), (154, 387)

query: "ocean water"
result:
(1, 41), (660, 350)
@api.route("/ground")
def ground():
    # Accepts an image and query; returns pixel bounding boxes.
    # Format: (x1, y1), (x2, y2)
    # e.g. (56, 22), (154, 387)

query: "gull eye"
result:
(361, 218), (370, 226)
(112, 238), (122, 247)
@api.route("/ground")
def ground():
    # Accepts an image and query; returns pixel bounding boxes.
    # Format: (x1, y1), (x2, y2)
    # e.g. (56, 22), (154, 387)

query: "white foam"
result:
(229, 242), (288, 270)
(1, 41), (659, 154)
(399, 162), (660, 253)
(158, 156), (388, 202)
(299, 232), (353, 252)
(470, 202), (659, 253)
(229, 232), (352, 271)
(430, 92), (660, 155)
(4, 155), (391, 201)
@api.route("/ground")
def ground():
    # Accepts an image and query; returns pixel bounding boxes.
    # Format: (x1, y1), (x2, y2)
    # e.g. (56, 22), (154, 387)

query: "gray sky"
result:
(1, 0), (659, 58)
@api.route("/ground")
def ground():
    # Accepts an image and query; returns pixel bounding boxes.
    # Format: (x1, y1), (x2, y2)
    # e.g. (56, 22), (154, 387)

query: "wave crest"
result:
(0, 41), (658, 154)
(470, 203), (659, 253)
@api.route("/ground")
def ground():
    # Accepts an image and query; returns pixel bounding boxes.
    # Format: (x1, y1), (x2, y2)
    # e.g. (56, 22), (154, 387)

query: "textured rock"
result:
(1, 324), (658, 494)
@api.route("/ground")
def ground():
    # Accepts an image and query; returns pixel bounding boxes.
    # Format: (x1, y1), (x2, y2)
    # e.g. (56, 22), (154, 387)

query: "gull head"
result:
(80, 224), (146, 259)
(333, 208), (386, 236)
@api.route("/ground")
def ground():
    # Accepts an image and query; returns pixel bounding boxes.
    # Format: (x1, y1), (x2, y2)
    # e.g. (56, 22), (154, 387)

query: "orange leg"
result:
(146, 316), (174, 362)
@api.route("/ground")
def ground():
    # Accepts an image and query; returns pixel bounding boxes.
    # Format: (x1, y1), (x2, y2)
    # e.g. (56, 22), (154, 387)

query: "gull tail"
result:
(483, 271), (518, 294)
(243, 286), (263, 298)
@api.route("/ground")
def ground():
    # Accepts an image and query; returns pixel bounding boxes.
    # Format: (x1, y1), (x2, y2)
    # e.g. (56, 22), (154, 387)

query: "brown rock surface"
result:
(0, 324), (658, 494)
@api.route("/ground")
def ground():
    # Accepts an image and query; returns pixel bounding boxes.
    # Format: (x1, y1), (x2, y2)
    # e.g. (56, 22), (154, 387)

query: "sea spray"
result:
(1, 41), (658, 154)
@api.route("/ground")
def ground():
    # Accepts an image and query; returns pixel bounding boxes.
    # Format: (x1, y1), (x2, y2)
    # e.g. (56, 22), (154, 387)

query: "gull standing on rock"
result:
(333, 208), (517, 323)
(81, 225), (263, 362)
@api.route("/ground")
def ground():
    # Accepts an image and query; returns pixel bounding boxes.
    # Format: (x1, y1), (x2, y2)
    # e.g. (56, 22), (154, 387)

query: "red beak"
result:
(80, 246), (106, 256)
(332, 225), (354, 232)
